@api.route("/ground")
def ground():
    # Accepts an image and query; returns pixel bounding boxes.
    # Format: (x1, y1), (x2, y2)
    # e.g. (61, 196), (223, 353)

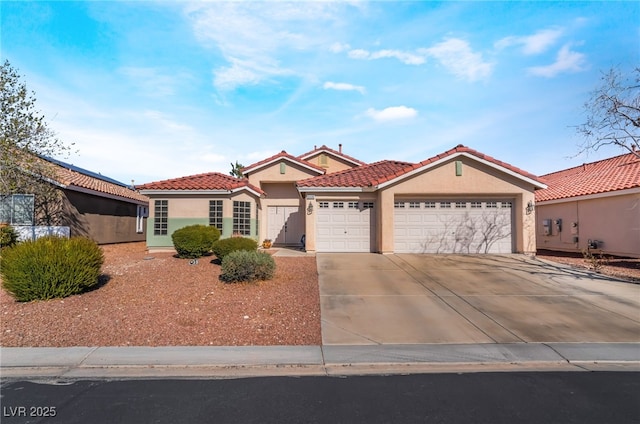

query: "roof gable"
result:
(298, 144), (366, 167)
(297, 145), (546, 191)
(242, 150), (325, 175)
(535, 152), (640, 202)
(137, 172), (264, 196)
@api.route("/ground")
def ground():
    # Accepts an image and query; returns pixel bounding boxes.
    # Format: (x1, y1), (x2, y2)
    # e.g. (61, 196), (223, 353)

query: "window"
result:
(394, 201), (405, 208)
(501, 201), (512, 208)
(470, 202), (482, 209)
(455, 202), (466, 209)
(0, 194), (34, 225)
(363, 202), (374, 209)
(424, 201), (436, 208)
(409, 201), (420, 209)
(333, 202), (344, 209)
(440, 202), (451, 209)
(319, 201), (329, 208)
(486, 202), (498, 209)
(154, 200), (168, 236)
(348, 202), (359, 209)
(209, 200), (223, 231)
(233, 201), (251, 235)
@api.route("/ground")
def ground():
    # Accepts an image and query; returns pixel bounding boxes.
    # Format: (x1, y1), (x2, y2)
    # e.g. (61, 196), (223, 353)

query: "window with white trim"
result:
(470, 202), (482, 209)
(394, 201), (405, 208)
(455, 201), (466, 209)
(501, 201), (512, 208)
(209, 200), (223, 231)
(333, 202), (344, 209)
(233, 201), (251, 235)
(424, 201), (436, 208)
(154, 200), (168, 235)
(409, 201), (420, 209)
(348, 202), (359, 209)
(319, 201), (329, 208)
(486, 202), (498, 209)
(363, 202), (374, 209)
(440, 202), (451, 209)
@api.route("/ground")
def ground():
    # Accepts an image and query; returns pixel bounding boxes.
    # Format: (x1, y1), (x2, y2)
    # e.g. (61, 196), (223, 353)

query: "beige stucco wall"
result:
(245, 160), (321, 187)
(376, 158), (538, 254)
(536, 191), (640, 258)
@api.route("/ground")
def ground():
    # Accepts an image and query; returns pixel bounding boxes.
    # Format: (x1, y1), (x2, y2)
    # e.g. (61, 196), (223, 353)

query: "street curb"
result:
(1, 343), (639, 379)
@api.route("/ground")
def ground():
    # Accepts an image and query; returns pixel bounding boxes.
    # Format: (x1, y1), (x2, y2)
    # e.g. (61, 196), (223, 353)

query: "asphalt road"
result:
(1, 372), (638, 424)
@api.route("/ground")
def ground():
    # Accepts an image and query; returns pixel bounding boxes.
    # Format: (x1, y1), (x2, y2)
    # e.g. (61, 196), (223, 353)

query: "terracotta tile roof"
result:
(40, 157), (149, 203)
(297, 160), (414, 188)
(298, 145), (545, 189)
(535, 153), (640, 202)
(242, 150), (325, 174)
(297, 144), (366, 166)
(137, 172), (264, 195)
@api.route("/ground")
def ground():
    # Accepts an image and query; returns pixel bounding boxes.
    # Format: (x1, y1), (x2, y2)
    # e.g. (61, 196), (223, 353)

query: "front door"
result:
(267, 206), (303, 245)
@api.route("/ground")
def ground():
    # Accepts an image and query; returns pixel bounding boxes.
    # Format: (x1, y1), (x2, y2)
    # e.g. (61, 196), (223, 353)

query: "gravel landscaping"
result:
(537, 249), (640, 283)
(1, 242), (321, 347)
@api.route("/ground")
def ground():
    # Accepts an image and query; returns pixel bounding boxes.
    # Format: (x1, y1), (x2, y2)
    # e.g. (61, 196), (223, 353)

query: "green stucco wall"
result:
(146, 217), (258, 248)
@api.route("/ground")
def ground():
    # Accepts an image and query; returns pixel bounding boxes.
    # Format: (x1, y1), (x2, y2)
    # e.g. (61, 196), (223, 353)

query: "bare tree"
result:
(1, 60), (72, 225)
(576, 67), (640, 158)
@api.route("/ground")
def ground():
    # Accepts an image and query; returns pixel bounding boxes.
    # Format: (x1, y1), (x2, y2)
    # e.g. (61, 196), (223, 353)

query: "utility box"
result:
(542, 219), (552, 236)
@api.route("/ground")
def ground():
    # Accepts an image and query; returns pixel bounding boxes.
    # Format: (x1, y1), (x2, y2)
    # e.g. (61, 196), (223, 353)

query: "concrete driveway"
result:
(318, 254), (640, 345)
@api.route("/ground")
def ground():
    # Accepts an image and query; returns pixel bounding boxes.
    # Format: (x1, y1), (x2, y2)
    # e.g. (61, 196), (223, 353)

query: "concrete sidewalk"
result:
(2, 343), (639, 379)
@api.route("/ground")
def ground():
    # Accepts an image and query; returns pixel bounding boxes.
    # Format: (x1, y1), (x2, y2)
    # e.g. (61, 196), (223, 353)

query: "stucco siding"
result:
(246, 161), (320, 187)
(303, 153), (358, 173)
(537, 192), (640, 258)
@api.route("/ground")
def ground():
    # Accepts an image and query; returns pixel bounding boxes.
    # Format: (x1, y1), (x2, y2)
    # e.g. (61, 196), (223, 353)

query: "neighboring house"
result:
(535, 152), (640, 258)
(139, 144), (547, 255)
(1, 157), (149, 244)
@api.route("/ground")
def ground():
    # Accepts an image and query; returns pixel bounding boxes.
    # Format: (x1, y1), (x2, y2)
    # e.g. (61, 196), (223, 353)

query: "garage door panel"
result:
(317, 202), (374, 252)
(394, 200), (513, 254)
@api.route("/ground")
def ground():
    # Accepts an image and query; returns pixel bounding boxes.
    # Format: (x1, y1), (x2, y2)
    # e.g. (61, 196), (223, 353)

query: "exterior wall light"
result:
(307, 201), (314, 215)
(526, 200), (535, 215)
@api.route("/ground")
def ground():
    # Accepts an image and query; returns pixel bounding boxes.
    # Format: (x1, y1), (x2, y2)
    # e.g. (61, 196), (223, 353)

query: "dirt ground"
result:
(536, 249), (640, 283)
(1, 242), (322, 347)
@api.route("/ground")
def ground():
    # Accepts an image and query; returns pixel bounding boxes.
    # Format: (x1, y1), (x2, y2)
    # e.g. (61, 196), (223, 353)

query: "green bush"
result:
(171, 225), (221, 259)
(0, 236), (104, 302)
(211, 237), (258, 261)
(220, 250), (276, 283)
(0, 225), (19, 249)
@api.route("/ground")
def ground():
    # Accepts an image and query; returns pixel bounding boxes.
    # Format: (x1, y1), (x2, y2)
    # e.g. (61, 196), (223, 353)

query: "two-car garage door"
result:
(394, 200), (513, 254)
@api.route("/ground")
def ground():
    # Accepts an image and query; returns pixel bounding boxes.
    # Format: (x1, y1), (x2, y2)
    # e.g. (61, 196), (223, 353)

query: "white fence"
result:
(14, 226), (71, 241)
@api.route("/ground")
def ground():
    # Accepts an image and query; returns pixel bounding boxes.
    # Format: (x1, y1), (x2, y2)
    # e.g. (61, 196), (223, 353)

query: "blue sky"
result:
(2, 1), (638, 185)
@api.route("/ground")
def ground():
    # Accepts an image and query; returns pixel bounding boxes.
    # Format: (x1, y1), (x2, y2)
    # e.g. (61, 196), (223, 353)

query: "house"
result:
(139, 144), (547, 255)
(535, 152), (640, 258)
(1, 156), (149, 244)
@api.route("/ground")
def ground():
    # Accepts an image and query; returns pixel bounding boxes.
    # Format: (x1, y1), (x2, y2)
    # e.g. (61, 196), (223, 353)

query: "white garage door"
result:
(317, 201), (374, 252)
(394, 200), (513, 254)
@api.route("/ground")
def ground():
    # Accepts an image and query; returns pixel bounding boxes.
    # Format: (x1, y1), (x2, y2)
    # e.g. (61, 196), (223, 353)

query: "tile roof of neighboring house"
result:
(42, 157), (149, 203)
(297, 160), (414, 188)
(535, 152), (640, 202)
(242, 150), (326, 175)
(297, 144), (366, 166)
(298, 145), (545, 189)
(137, 172), (264, 195)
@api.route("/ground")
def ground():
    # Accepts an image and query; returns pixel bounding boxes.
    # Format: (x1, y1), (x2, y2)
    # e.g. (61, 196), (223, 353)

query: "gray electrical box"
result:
(542, 219), (552, 236)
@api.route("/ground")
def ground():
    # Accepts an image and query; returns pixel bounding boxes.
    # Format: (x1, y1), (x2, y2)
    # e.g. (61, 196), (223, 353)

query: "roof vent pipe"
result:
(339, 143), (342, 153)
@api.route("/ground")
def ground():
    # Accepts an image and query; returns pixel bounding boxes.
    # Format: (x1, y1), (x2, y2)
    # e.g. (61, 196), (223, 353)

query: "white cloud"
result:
(118, 67), (192, 97)
(323, 81), (365, 94)
(329, 42), (350, 53)
(527, 44), (587, 77)
(347, 48), (425, 65)
(421, 38), (493, 81)
(365, 106), (418, 122)
(495, 28), (564, 55)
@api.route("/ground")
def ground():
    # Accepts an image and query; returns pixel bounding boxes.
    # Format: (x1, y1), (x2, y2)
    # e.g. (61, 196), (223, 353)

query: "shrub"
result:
(220, 250), (276, 283)
(0, 225), (19, 249)
(171, 225), (221, 259)
(211, 237), (258, 261)
(0, 236), (104, 302)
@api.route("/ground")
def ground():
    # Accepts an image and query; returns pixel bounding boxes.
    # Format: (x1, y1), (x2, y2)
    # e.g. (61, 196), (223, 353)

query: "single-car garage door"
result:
(317, 201), (374, 252)
(394, 200), (513, 254)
